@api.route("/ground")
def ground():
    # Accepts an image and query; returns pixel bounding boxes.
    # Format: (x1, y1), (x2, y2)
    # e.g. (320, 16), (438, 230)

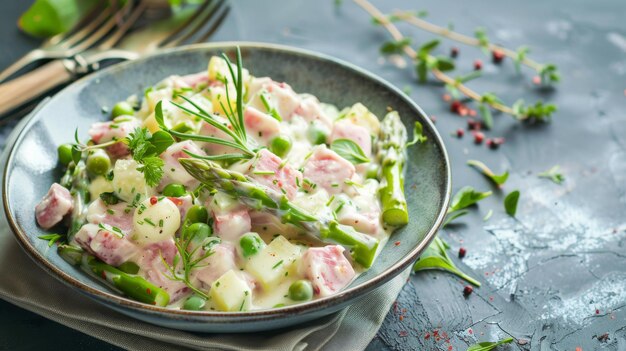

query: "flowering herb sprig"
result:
(354, 0), (558, 126)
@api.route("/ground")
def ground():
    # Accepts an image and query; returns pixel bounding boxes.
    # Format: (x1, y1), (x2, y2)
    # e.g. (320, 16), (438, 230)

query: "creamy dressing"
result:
(42, 55), (399, 311)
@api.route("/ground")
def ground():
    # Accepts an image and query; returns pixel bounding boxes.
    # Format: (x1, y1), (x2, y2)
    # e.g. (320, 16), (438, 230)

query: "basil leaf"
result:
(151, 131), (175, 155)
(330, 139), (370, 165)
(413, 237), (481, 286)
(449, 186), (492, 212)
(466, 337), (514, 351)
(504, 190), (520, 216)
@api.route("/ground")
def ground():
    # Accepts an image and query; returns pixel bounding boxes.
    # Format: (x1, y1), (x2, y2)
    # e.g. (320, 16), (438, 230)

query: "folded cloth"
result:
(0, 107), (410, 351)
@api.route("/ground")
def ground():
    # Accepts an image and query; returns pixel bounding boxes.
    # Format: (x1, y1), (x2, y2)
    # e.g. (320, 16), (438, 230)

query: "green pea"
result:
(162, 183), (186, 197)
(184, 205), (209, 224)
(172, 121), (194, 133)
(269, 135), (292, 158)
(239, 232), (265, 258)
(183, 294), (206, 311)
(184, 222), (211, 241)
(86, 149), (111, 175)
(57, 144), (73, 166)
(365, 163), (379, 179)
(288, 280), (313, 301)
(111, 101), (134, 118)
(307, 126), (328, 145)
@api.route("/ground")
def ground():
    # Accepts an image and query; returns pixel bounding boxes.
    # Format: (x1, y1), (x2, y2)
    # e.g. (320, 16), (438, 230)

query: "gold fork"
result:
(0, 1), (132, 82)
(0, 0), (230, 116)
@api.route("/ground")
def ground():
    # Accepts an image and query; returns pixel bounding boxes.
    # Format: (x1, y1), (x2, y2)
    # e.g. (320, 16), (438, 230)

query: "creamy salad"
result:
(35, 48), (416, 311)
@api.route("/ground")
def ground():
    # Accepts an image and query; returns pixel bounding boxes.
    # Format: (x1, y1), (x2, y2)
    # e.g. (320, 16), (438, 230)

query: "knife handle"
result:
(0, 60), (73, 116)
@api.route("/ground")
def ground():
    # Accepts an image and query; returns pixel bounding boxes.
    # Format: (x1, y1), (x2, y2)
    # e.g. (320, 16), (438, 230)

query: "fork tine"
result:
(43, 2), (108, 48)
(161, 0), (225, 49)
(98, 0), (148, 50)
(69, 0), (134, 53)
(191, 5), (230, 44)
(156, 0), (213, 47)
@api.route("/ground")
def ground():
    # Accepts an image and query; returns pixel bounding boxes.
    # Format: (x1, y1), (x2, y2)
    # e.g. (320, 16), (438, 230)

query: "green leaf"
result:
(445, 84), (461, 100)
(330, 139), (370, 164)
(71, 145), (82, 165)
(467, 160), (509, 186)
(456, 71), (482, 84)
(514, 46), (530, 73)
(474, 27), (490, 52)
(151, 131), (175, 155)
(514, 100), (557, 122)
(380, 38), (411, 54)
(478, 103), (493, 130)
(449, 186), (492, 212)
(18, 0), (99, 38)
(100, 192), (121, 206)
(435, 56), (455, 71)
(406, 121), (428, 147)
(466, 337), (514, 351)
(413, 237), (481, 286)
(443, 209), (469, 227)
(418, 39), (440, 58)
(416, 61), (428, 83)
(539, 63), (560, 84)
(38, 233), (63, 247)
(537, 165), (565, 184)
(504, 190), (520, 216)
(154, 101), (166, 129)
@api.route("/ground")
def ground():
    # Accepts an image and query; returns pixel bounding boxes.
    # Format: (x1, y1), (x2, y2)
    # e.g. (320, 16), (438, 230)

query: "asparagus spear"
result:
(58, 245), (170, 306)
(377, 112), (409, 226)
(61, 161), (90, 242)
(179, 158), (380, 268)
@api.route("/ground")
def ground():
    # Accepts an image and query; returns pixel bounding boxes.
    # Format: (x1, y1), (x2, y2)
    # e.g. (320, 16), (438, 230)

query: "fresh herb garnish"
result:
(406, 121), (428, 146)
(330, 139), (370, 164)
(442, 209), (469, 227)
(259, 91), (283, 121)
(38, 234), (63, 247)
(449, 186), (492, 212)
(467, 160), (509, 186)
(504, 190), (520, 216)
(538, 165), (565, 184)
(272, 260), (284, 269)
(125, 127), (175, 187)
(466, 337), (514, 351)
(413, 236), (481, 286)
(380, 38), (412, 54)
(100, 192), (122, 205)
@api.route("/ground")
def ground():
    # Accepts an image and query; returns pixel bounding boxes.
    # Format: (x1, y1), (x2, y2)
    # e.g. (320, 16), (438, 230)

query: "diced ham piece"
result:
(248, 149), (303, 200)
(180, 72), (209, 88)
(330, 120), (372, 158)
(74, 223), (139, 266)
(244, 106), (280, 145)
(198, 116), (240, 155)
(303, 146), (355, 194)
(89, 118), (140, 144)
(35, 183), (73, 229)
(138, 240), (189, 302)
(300, 245), (356, 297)
(86, 199), (134, 233)
(159, 141), (205, 190)
(248, 78), (301, 119)
(191, 243), (237, 288)
(213, 208), (251, 241)
(294, 95), (333, 129)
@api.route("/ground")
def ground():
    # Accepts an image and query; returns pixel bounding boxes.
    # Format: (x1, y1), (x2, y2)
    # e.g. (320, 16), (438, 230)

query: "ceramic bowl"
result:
(3, 42), (450, 332)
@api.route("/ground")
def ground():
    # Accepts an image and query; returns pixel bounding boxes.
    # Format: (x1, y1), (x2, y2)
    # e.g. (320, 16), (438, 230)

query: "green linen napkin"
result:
(0, 103), (410, 351)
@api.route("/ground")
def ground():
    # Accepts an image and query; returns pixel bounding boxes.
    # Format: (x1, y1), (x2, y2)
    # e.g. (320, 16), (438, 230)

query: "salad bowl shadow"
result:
(2, 42), (450, 332)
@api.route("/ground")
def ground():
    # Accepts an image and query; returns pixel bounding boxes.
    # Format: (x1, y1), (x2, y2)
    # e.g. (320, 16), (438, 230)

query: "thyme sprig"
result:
(388, 11), (560, 84)
(353, 0), (557, 124)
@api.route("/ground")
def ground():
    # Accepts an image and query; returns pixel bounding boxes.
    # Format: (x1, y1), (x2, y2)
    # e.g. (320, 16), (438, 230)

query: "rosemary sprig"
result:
(155, 47), (255, 163)
(353, 0), (557, 123)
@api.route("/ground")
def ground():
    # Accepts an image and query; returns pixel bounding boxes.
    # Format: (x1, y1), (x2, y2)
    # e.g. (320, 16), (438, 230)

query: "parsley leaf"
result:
(125, 127), (174, 187)
(137, 156), (166, 187)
